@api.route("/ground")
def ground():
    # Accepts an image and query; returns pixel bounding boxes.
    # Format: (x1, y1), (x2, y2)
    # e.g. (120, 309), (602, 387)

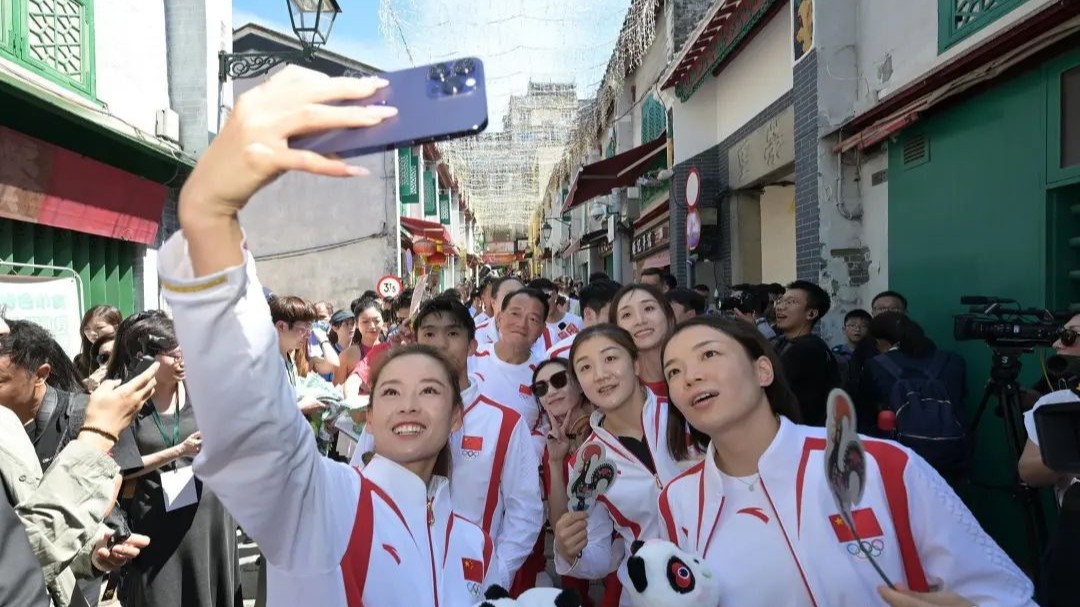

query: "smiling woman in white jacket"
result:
(158, 66), (499, 607)
(552, 324), (703, 606)
(657, 316), (1036, 607)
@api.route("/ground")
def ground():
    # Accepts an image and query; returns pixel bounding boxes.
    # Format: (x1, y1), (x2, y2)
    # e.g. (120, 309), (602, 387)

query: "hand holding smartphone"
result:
(290, 58), (489, 158)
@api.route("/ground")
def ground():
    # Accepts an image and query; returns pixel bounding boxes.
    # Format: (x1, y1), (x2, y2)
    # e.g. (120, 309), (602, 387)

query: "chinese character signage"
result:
(632, 223), (670, 258)
(0, 276), (82, 357)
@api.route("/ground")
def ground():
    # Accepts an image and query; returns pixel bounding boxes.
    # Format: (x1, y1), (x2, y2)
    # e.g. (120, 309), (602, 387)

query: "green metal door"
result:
(0, 218), (137, 316)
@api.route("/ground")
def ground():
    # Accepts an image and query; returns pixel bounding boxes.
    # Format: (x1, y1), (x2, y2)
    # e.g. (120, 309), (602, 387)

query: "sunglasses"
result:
(1060, 328), (1078, 347)
(532, 370), (569, 398)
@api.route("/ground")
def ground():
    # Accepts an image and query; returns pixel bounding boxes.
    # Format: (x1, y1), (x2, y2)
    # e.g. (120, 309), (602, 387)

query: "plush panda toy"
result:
(471, 585), (582, 607)
(623, 539), (720, 607)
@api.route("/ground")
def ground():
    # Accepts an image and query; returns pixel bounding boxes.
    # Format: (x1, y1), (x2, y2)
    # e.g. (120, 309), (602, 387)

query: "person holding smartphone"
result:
(156, 66), (498, 606)
(0, 334), (157, 607)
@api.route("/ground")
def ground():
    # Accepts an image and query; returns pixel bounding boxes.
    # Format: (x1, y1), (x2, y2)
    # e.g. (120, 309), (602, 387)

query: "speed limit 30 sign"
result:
(377, 275), (403, 299)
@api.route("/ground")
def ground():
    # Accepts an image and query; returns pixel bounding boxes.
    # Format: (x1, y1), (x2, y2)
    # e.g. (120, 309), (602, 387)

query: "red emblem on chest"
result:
(519, 384), (532, 396)
(830, 508), (884, 542)
(461, 435), (483, 451)
(462, 557), (483, 583)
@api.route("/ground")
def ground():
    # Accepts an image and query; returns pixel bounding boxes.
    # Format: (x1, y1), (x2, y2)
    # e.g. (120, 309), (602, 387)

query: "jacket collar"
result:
(362, 455), (451, 538)
(588, 386), (658, 445)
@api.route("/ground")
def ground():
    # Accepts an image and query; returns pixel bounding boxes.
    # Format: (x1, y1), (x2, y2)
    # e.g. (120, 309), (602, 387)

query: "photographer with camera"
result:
(722, 283), (776, 339)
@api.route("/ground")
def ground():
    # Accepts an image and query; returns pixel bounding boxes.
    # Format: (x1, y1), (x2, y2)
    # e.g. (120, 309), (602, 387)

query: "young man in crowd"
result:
(771, 280), (841, 426)
(872, 290), (909, 316)
(640, 268), (677, 293)
(667, 287), (706, 323)
(546, 279), (621, 359)
(270, 296), (328, 419)
(350, 296), (543, 587)
(474, 278), (496, 324)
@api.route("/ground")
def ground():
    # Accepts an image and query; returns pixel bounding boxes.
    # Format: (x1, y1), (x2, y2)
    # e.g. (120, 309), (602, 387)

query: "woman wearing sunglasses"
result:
(658, 316), (1033, 607)
(552, 325), (704, 606)
(512, 358), (595, 601)
(610, 284), (676, 400)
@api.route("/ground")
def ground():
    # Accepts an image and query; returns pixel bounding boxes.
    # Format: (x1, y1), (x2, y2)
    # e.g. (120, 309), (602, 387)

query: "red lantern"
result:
(413, 239), (437, 257)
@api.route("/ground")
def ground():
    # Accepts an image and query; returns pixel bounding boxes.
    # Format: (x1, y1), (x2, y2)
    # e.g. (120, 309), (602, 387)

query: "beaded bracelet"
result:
(80, 426), (119, 444)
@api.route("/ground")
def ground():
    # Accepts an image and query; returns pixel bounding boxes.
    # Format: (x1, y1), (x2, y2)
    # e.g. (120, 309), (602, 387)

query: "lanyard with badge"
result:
(152, 397), (199, 512)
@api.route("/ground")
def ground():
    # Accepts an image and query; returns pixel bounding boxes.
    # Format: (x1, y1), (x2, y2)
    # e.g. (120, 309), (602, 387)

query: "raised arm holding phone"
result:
(160, 66), (499, 607)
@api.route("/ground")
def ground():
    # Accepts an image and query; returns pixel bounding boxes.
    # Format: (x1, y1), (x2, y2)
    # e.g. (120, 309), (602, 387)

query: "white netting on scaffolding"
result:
(377, 0), (659, 233)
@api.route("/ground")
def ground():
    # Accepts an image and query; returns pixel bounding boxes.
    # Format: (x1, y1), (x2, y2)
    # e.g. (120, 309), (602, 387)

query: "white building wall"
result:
(672, 7), (793, 164)
(95, 1), (171, 135)
(852, 0), (1058, 118)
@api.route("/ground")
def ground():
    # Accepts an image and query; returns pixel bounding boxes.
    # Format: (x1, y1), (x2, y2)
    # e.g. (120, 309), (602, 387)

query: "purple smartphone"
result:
(291, 57), (488, 158)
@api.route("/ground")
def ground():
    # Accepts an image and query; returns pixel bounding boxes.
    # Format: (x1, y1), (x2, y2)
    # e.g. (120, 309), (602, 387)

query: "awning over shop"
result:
(561, 133), (668, 214)
(0, 65), (195, 185)
(400, 216), (457, 253)
(560, 239), (581, 259)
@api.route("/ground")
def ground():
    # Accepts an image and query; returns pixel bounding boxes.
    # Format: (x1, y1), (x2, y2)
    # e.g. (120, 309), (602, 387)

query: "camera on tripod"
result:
(953, 295), (1066, 349)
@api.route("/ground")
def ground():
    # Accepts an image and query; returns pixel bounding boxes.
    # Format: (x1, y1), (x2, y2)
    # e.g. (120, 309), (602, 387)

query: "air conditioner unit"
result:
(155, 108), (180, 143)
(626, 186), (641, 200)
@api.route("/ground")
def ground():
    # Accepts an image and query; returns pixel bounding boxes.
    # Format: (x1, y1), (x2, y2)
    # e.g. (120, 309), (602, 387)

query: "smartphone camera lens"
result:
(442, 78), (463, 95)
(453, 58), (476, 76)
(428, 64), (450, 82)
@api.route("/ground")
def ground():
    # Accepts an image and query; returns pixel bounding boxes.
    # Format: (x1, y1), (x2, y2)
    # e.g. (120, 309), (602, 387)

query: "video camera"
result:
(718, 284), (765, 316)
(953, 295), (1068, 350)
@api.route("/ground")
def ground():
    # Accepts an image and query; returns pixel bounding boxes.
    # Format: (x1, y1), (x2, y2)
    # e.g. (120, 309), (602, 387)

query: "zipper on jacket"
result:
(426, 497), (440, 607)
(760, 479), (819, 607)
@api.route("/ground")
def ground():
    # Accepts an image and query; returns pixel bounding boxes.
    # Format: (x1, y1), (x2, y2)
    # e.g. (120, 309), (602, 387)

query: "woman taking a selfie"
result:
(552, 325), (704, 606)
(105, 312), (241, 607)
(610, 284), (676, 399)
(657, 316), (1035, 606)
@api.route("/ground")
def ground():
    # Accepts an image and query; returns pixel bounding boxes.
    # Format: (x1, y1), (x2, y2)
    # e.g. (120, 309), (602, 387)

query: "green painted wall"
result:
(889, 62), (1058, 566)
(0, 218), (137, 316)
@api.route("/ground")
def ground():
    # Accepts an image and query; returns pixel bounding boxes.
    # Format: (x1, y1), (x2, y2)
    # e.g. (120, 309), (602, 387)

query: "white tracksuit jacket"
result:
(350, 389), (544, 584)
(553, 389), (700, 605)
(159, 233), (498, 607)
(658, 417), (1037, 607)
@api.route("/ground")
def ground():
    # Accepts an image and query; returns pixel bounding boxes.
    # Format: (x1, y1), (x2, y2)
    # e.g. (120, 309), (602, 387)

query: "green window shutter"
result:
(0, 0), (15, 55)
(423, 170), (437, 217)
(640, 94), (666, 143)
(605, 138), (616, 159)
(6, 0), (96, 97)
(398, 148), (420, 204)
(0, 218), (136, 316)
(938, 0), (1030, 52)
(439, 192), (451, 225)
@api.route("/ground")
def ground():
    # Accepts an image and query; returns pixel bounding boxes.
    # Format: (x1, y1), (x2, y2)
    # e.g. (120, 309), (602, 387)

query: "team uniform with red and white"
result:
(553, 389), (700, 606)
(545, 333), (576, 360)
(658, 417), (1036, 607)
(469, 346), (544, 433)
(538, 314), (584, 355)
(350, 381), (545, 584)
(159, 233), (499, 607)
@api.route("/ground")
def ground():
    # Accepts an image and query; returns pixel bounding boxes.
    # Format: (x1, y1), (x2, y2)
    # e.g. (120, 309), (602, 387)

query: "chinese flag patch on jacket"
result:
(462, 557), (483, 583)
(829, 508), (884, 542)
(462, 435), (483, 451)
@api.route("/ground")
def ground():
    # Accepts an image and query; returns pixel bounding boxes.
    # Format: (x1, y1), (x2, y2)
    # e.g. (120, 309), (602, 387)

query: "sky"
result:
(231, 0), (632, 128)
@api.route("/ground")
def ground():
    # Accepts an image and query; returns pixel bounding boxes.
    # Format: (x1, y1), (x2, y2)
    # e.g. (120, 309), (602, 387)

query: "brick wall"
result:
(794, 50), (820, 281)
(669, 90), (794, 291)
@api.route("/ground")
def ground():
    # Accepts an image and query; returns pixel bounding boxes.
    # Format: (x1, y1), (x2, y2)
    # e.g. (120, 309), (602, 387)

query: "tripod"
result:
(968, 347), (1048, 578)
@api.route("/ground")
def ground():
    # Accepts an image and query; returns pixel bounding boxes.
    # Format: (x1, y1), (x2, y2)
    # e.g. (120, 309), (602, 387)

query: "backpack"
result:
(875, 351), (968, 473)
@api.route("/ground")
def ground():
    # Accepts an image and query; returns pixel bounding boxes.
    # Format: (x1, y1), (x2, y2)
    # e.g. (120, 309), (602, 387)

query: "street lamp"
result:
(541, 220), (553, 242)
(220, 0), (342, 82)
